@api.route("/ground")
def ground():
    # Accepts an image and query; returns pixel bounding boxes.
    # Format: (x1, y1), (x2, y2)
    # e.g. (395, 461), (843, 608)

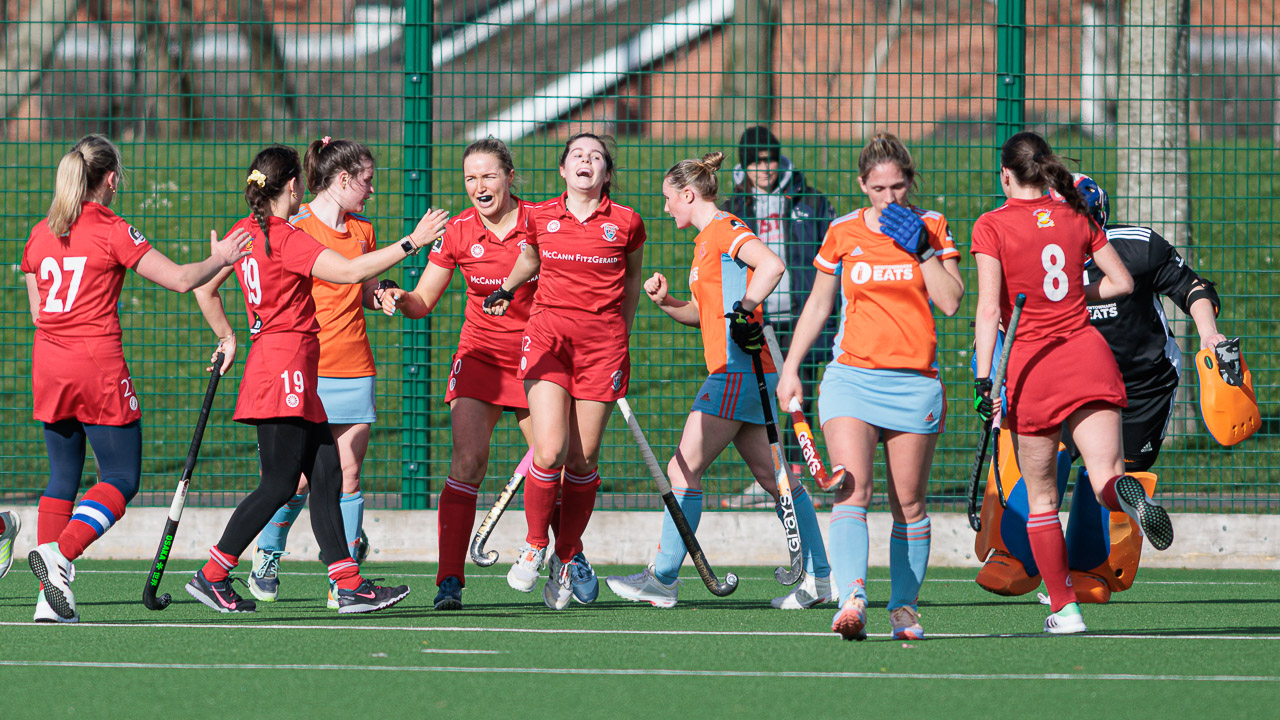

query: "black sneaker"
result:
(433, 576), (463, 611)
(1115, 475), (1173, 551)
(186, 570), (257, 613)
(336, 578), (410, 614)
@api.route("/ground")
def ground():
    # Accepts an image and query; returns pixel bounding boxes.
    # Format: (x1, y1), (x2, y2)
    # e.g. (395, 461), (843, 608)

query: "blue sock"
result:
(888, 516), (932, 611)
(653, 488), (702, 585)
(828, 505), (869, 604)
(340, 491), (364, 561)
(789, 486), (830, 579)
(257, 493), (307, 553)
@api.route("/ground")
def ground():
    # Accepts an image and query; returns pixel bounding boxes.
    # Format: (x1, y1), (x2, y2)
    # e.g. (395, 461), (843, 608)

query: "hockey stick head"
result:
(469, 536), (498, 567)
(709, 571), (740, 596)
(142, 591), (172, 610)
(774, 562), (803, 586)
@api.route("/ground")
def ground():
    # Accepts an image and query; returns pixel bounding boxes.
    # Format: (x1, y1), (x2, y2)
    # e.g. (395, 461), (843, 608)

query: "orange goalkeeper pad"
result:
(1196, 339), (1260, 447)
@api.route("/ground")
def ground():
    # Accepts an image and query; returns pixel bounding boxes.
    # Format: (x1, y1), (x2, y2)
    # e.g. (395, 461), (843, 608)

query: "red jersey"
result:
(21, 202), (153, 339)
(230, 216), (326, 338)
(969, 196), (1108, 344)
(528, 193), (646, 317)
(813, 206), (959, 377)
(428, 200), (539, 366)
(228, 215), (328, 423)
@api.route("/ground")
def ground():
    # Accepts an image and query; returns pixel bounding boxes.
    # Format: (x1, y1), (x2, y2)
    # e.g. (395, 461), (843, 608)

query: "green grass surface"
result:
(2, 560), (1278, 717)
(2, 136), (1276, 510)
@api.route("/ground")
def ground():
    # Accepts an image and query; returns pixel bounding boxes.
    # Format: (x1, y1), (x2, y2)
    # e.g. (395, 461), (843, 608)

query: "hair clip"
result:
(246, 169), (267, 187)
(322, 136), (332, 146)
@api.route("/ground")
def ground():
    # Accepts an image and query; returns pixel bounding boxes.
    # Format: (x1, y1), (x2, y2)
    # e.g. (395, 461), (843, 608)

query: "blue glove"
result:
(879, 203), (931, 258)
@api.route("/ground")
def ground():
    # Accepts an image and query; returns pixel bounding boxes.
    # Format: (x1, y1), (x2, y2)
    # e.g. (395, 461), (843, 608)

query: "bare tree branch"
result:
(237, 0), (295, 140)
(860, 0), (908, 139)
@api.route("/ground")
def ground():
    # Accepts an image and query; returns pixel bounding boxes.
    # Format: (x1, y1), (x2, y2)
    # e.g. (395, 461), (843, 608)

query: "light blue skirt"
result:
(817, 364), (944, 435)
(317, 375), (376, 424)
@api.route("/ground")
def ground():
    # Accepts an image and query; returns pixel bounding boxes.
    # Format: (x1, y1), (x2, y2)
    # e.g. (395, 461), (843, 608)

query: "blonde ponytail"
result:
(45, 134), (122, 237)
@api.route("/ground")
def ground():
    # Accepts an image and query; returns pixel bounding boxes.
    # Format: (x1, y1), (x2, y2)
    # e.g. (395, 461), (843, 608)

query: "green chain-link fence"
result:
(1, 0), (1275, 513)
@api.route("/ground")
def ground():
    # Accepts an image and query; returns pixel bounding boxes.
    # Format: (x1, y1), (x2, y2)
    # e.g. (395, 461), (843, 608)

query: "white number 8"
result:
(1041, 243), (1068, 302)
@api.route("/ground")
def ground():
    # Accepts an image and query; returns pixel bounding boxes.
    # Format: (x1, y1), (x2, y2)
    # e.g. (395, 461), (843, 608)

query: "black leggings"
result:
(213, 419), (350, 565)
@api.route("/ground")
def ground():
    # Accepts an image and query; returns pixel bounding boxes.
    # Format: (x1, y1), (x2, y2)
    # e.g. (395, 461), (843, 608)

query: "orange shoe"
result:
(1069, 570), (1112, 604)
(976, 550), (1042, 596)
(831, 596), (868, 641)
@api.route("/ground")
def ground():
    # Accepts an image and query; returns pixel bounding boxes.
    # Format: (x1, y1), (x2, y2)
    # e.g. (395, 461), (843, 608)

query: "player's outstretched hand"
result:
(644, 272), (669, 305)
(879, 203), (929, 257)
(375, 279), (401, 316)
(775, 369), (804, 413)
(380, 287), (408, 316)
(725, 300), (763, 355)
(409, 207), (450, 249)
(483, 287), (514, 316)
(210, 334), (236, 375)
(211, 227), (253, 265)
(973, 377), (993, 422)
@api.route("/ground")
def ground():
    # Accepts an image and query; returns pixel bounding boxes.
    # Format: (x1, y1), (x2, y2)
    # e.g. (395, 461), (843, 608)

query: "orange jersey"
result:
(288, 204), (377, 378)
(813, 206), (959, 377)
(687, 212), (775, 374)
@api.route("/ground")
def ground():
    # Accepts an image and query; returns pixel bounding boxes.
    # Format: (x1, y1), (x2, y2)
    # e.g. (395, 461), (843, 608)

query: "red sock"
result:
(201, 546), (238, 583)
(1027, 512), (1073, 612)
(550, 496), (563, 540)
(437, 477), (479, 586)
(1099, 475), (1123, 511)
(56, 484), (127, 561)
(38, 496), (74, 545)
(523, 463), (561, 548)
(328, 559), (361, 590)
(554, 468), (600, 562)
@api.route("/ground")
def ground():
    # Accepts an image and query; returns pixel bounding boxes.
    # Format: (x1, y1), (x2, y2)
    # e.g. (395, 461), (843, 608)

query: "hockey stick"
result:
(470, 448), (534, 567)
(143, 353), (224, 610)
(966, 293), (1026, 532)
(616, 398), (738, 597)
(748, 349), (804, 586)
(763, 327), (847, 492)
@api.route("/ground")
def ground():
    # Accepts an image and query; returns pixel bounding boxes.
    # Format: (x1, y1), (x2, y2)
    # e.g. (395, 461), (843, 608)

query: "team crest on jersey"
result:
(1035, 209), (1055, 228)
(128, 225), (147, 246)
(430, 237), (443, 254)
(129, 396), (139, 411)
(518, 239), (528, 252)
(547, 220), (561, 233)
(611, 370), (624, 391)
(601, 222), (618, 242)
(729, 218), (748, 230)
(249, 313), (263, 336)
(286, 393), (299, 408)
(470, 243), (485, 258)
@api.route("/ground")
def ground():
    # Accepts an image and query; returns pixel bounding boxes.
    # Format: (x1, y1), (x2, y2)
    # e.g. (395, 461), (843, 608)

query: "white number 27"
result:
(40, 256), (87, 313)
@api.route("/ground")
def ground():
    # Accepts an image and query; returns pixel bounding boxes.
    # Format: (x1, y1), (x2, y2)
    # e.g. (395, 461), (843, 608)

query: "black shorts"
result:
(1062, 381), (1175, 473)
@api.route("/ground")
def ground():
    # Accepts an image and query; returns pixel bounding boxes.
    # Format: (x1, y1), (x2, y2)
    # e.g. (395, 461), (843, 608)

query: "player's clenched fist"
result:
(644, 272), (669, 305)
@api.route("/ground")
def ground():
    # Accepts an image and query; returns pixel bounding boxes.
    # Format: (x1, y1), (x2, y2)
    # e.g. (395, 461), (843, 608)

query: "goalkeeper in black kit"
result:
(974, 173), (1226, 604)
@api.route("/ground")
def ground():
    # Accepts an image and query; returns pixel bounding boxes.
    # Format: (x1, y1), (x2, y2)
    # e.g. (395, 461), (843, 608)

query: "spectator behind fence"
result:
(722, 126), (836, 507)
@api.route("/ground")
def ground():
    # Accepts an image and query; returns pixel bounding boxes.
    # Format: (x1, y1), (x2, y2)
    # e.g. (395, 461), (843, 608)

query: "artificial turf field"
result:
(2, 560), (1277, 718)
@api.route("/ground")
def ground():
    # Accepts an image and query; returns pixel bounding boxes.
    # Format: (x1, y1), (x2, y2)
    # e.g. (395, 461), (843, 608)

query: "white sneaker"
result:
(0, 511), (20, 580)
(771, 574), (833, 610)
(248, 547), (286, 602)
(28, 543), (76, 620)
(35, 589), (78, 623)
(605, 565), (680, 609)
(507, 545), (546, 592)
(890, 606), (925, 640)
(1045, 602), (1088, 634)
(542, 555), (573, 610)
(326, 579), (339, 610)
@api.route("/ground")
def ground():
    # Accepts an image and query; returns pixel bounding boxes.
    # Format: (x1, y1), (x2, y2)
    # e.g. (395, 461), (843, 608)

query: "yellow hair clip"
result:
(246, 169), (267, 188)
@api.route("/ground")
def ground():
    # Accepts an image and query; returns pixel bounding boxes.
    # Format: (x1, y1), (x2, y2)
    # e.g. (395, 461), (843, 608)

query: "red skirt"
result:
(445, 351), (528, 409)
(1004, 327), (1127, 434)
(234, 332), (326, 424)
(31, 331), (141, 425)
(519, 310), (629, 402)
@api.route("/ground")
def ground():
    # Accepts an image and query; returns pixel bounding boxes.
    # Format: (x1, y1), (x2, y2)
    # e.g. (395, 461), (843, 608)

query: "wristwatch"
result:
(400, 236), (420, 256)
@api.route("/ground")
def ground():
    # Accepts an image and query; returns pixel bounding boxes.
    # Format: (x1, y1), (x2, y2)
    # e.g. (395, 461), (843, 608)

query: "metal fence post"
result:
(401, 0), (433, 510)
(996, 0), (1026, 141)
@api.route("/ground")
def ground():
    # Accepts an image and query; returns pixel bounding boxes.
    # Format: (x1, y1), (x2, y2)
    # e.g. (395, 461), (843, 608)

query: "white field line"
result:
(0, 659), (1273, 682)
(63, 570), (1271, 586)
(419, 649), (504, 655)
(0, 622), (1274, 642)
